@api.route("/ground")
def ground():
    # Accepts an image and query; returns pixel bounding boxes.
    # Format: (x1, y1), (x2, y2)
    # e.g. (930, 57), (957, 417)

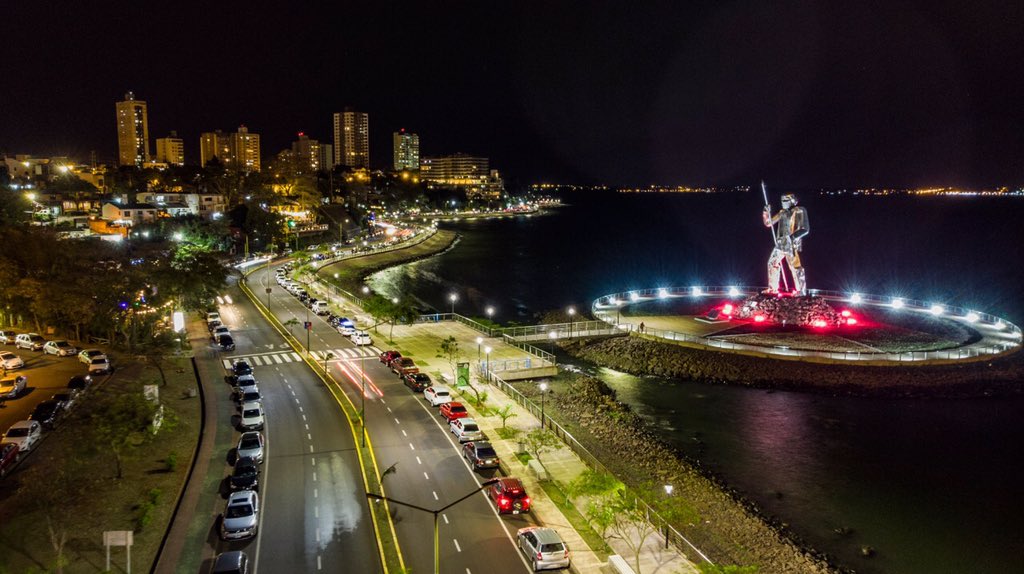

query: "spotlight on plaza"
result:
(930, 304), (944, 316)
(630, 292), (639, 301)
(849, 293), (863, 304)
(728, 286), (740, 297)
(965, 312), (980, 323)
(658, 288), (669, 298)
(891, 298), (905, 309)
(691, 286), (703, 296)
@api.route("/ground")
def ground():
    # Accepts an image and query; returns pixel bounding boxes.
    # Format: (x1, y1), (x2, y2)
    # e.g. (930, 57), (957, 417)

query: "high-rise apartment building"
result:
(155, 131), (185, 166)
(393, 129), (420, 171)
(333, 108), (369, 168)
(419, 153), (504, 199)
(291, 132), (321, 173)
(319, 144), (334, 172)
(115, 91), (150, 167)
(199, 126), (261, 172)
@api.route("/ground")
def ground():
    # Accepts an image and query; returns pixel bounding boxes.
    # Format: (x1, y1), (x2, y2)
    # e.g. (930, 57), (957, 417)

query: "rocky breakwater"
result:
(560, 335), (1024, 398)
(549, 376), (837, 573)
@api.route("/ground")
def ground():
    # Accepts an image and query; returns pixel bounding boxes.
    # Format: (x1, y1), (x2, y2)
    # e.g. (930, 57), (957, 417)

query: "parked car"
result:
(391, 357), (419, 376)
(439, 402), (468, 422)
(423, 384), (452, 406)
(0, 330), (17, 345)
(30, 399), (64, 429)
(52, 390), (80, 412)
(14, 333), (45, 351)
(78, 349), (107, 364)
(0, 351), (24, 371)
(462, 440), (500, 470)
(43, 340), (78, 357)
(230, 456), (260, 491)
(207, 311), (221, 324)
(88, 357), (112, 375)
(403, 372), (432, 392)
(220, 490), (260, 540)
(211, 326), (231, 341)
(450, 417), (485, 442)
(217, 334), (236, 351)
(234, 375), (258, 395)
(0, 443), (19, 477)
(337, 320), (355, 337)
(67, 374), (92, 391)
(236, 431), (265, 463)
(489, 477), (532, 514)
(517, 526), (571, 571)
(235, 387), (262, 406)
(211, 551), (250, 574)
(312, 300), (330, 315)
(2, 420), (42, 453)
(207, 319), (223, 331)
(351, 331), (372, 346)
(379, 350), (401, 366)
(1, 375), (27, 399)
(232, 360), (253, 376)
(239, 402), (265, 430)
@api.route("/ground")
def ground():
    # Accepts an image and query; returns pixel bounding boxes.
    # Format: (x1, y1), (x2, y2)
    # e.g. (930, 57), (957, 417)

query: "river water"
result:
(367, 192), (1024, 573)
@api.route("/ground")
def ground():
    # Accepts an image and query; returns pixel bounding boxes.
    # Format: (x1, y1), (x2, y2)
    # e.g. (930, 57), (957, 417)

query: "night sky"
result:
(3, 1), (1023, 189)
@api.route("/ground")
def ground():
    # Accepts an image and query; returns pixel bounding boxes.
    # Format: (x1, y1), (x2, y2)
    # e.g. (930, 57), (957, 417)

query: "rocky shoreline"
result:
(514, 375), (839, 573)
(559, 334), (1024, 398)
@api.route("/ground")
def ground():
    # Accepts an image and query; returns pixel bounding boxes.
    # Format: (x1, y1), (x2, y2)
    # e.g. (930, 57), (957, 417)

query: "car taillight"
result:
(524, 497), (531, 506)
(499, 497), (510, 508)
(537, 551), (544, 560)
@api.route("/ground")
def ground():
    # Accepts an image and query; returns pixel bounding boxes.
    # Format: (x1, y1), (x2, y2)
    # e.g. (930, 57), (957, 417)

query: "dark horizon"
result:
(2, 2), (1023, 190)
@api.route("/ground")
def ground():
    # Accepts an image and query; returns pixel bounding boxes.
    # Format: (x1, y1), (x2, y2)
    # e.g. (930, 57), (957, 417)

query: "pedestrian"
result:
(639, 321), (645, 333)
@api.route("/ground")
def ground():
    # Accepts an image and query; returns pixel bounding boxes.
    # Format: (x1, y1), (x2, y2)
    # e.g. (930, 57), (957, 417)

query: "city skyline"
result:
(2, 3), (1024, 189)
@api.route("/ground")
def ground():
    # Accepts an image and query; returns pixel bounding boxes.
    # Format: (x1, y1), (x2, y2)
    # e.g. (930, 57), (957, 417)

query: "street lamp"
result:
(664, 484), (674, 548)
(449, 293), (458, 315)
(476, 336), (483, 362)
(366, 479), (499, 574)
(484, 346), (492, 382)
(486, 306), (495, 320)
(539, 382), (549, 428)
(567, 306), (576, 338)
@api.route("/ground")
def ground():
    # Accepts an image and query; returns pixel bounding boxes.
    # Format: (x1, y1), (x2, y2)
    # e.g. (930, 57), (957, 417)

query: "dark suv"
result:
(403, 372), (432, 392)
(230, 457), (260, 491)
(30, 399), (64, 429)
(489, 477), (531, 514)
(462, 440), (500, 471)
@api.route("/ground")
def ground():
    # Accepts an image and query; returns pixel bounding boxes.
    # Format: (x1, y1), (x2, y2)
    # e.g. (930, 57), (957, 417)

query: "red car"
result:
(379, 350), (402, 367)
(391, 357), (419, 377)
(489, 477), (531, 514)
(0, 443), (19, 478)
(439, 402), (468, 422)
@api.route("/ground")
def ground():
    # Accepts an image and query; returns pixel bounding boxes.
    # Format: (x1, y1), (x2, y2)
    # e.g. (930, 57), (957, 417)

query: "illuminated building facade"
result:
(333, 108), (369, 168)
(393, 129), (420, 171)
(291, 133), (321, 173)
(199, 126), (261, 172)
(115, 91), (150, 167)
(155, 131), (185, 166)
(419, 153), (504, 199)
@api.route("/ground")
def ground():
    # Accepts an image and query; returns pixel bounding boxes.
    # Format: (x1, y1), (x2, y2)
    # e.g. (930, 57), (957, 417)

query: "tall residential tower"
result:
(393, 129), (420, 171)
(115, 91), (149, 167)
(333, 108), (369, 168)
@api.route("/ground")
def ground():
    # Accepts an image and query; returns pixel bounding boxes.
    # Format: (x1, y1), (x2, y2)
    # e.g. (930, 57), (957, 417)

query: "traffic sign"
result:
(304, 321), (312, 330)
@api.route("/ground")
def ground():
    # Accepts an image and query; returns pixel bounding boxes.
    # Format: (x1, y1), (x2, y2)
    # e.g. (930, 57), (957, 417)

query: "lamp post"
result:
(367, 479), (498, 574)
(449, 293), (458, 315)
(484, 346), (492, 382)
(486, 306), (495, 321)
(664, 484), (674, 548)
(333, 272), (339, 303)
(476, 336), (483, 362)
(305, 307), (311, 356)
(539, 381), (549, 428)
(567, 306), (576, 338)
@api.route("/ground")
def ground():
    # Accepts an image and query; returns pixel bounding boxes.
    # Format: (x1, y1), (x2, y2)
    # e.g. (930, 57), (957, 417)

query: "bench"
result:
(527, 459), (549, 482)
(607, 555), (636, 574)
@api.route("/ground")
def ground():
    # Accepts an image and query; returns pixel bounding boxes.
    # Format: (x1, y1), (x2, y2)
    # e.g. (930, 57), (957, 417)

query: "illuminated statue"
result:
(762, 193), (809, 295)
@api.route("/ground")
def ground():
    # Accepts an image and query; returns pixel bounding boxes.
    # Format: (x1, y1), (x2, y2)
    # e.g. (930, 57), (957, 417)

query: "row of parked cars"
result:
(1, 372), (98, 478)
(378, 348), (571, 570)
(275, 266), (373, 345)
(0, 330), (112, 374)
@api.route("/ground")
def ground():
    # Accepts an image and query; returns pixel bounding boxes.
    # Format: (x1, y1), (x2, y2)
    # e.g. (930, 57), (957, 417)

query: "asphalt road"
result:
(200, 277), (382, 573)
(248, 264), (536, 574)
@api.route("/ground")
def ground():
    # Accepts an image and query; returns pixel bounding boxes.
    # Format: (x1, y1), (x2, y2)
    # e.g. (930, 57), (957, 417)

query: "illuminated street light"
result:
(891, 298), (905, 309)
(172, 232), (184, 241)
(449, 293), (458, 315)
(630, 292), (640, 301)
(690, 286), (703, 296)
(567, 306), (576, 338)
(538, 382), (549, 428)
(486, 306), (495, 320)
(484, 346), (492, 381)
(476, 336), (483, 362)
(658, 288), (669, 298)
(965, 312), (980, 323)
(728, 286), (740, 297)
(930, 304), (944, 316)
(849, 293), (863, 304)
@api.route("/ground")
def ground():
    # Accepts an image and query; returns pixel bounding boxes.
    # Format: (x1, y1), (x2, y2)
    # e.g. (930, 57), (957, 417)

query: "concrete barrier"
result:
(607, 555), (635, 574)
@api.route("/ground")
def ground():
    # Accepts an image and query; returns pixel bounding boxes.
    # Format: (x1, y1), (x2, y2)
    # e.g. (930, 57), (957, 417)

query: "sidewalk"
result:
(302, 276), (704, 574)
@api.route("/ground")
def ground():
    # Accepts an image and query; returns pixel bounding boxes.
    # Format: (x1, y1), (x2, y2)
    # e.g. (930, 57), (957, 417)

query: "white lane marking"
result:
(467, 569), (472, 574)
(313, 471), (317, 482)
(286, 382), (293, 389)
(299, 406), (303, 412)
(386, 407), (393, 413)
(394, 417), (400, 424)
(442, 513), (449, 524)
(302, 414), (307, 421)
(317, 555), (322, 570)
(409, 443), (415, 451)
(432, 491), (438, 500)
(380, 398), (386, 405)
(305, 423), (309, 430)
(401, 430), (407, 437)
(314, 506), (319, 518)
(291, 390), (296, 396)
(316, 529), (320, 542)
(311, 457), (315, 466)
(291, 352), (302, 361)
(416, 456), (422, 465)
(307, 433), (312, 440)
(453, 539), (461, 552)
(309, 445), (313, 453)
(314, 488), (318, 499)
(423, 472), (429, 480)
(272, 354), (283, 364)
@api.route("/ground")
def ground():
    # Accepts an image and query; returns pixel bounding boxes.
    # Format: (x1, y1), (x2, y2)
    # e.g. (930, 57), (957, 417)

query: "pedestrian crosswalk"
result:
(223, 346), (381, 369)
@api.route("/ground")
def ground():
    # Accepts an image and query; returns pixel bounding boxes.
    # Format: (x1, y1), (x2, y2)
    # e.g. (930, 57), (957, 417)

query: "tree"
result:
(384, 299), (419, 342)
(524, 428), (561, 464)
(493, 404), (518, 428)
(91, 390), (160, 479)
(436, 335), (460, 378)
(586, 489), (660, 574)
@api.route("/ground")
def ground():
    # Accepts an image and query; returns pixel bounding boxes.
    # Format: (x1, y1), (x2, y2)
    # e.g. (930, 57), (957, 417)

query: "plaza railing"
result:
(590, 286), (1022, 364)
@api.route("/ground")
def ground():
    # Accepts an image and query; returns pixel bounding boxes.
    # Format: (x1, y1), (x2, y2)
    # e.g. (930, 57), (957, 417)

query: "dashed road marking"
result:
(433, 491), (439, 500)
(423, 472), (429, 480)
(401, 430), (407, 437)
(416, 456), (422, 465)
(454, 539), (461, 552)
(443, 513), (449, 524)
(409, 443), (415, 451)
(394, 418), (400, 424)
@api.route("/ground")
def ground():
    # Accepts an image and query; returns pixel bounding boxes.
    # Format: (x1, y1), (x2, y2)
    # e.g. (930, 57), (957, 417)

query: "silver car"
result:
(450, 417), (485, 442)
(517, 527), (570, 571)
(0, 351), (24, 370)
(220, 490), (259, 540)
(236, 431), (264, 463)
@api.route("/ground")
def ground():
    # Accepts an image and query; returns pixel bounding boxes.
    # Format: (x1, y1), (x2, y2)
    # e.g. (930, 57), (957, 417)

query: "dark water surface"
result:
(368, 192), (1024, 573)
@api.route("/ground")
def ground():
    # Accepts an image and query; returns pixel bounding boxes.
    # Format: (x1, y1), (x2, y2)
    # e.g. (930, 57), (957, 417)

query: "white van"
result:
(312, 301), (329, 315)
(14, 333), (45, 351)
